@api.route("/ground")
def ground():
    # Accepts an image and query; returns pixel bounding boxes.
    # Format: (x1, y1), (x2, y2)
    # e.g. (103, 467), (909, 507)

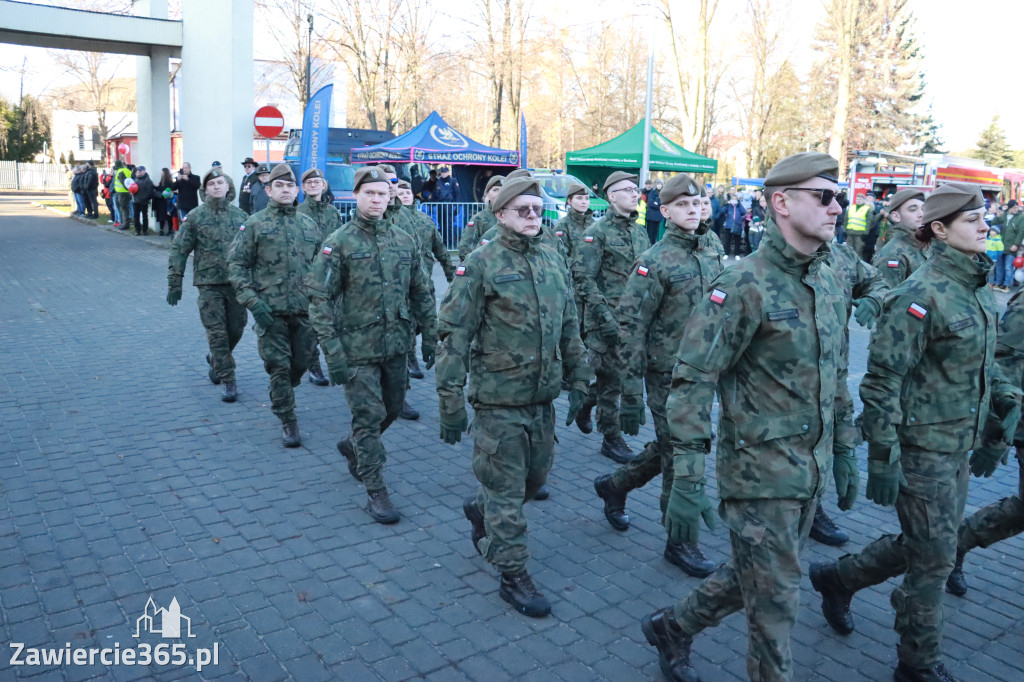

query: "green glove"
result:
(439, 404), (468, 445)
(422, 337), (436, 370)
(565, 388), (586, 426)
(664, 477), (718, 545)
(852, 297), (880, 328)
(995, 394), (1022, 444)
(620, 395), (646, 436)
(322, 338), (350, 385)
(970, 442), (1008, 478)
(166, 288), (182, 306)
(866, 459), (906, 507)
(833, 452), (859, 511)
(597, 308), (618, 340)
(250, 300), (274, 329)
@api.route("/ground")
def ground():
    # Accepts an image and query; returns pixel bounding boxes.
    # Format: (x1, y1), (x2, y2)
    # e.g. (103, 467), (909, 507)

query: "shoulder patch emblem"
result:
(887, 259), (900, 268)
(637, 265), (650, 277)
(468, 221), (475, 227)
(555, 231), (564, 237)
(455, 265), (467, 276)
(322, 246), (333, 255)
(908, 302), (927, 319)
(480, 239), (489, 246)
(238, 224), (244, 231)
(710, 289), (727, 305)
(584, 235), (594, 243)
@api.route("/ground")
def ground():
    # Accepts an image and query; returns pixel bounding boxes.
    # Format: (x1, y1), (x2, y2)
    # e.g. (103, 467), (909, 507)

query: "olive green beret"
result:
(268, 164), (295, 184)
(763, 152), (839, 187)
(353, 166), (390, 191)
(377, 163), (396, 174)
(887, 188), (925, 214)
(485, 175), (504, 192)
(923, 182), (984, 224)
(300, 168), (324, 184)
(603, 171), (639, 194)
(202, 167), (230, 188)
(491, 178), (542, 212)
(396, 180), (411, 190)
(566, 181), (587, 198)
(506, 168), (533, 180)
(659, 173), (702, 204)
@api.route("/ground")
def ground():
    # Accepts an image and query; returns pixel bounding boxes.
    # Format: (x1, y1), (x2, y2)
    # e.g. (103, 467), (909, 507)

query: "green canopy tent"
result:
(565, 121), (718, 192)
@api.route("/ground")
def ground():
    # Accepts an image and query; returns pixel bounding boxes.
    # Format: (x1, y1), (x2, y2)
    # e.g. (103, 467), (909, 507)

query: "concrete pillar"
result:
(134, 0), (171, 173)
(180, 0), (253, 179)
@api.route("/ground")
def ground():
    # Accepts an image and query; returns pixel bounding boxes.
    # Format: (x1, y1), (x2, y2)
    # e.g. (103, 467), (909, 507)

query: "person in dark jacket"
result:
(172, 162), (201, 221)
(238, 157), (259, 215)
(100, 167), (115, 222)
(154, 168), (175, 236)
(132, 166), (156, 235)
(83, 162), (99, 218)
(644, 181), (663, 244)
(721, 193), (747, 259)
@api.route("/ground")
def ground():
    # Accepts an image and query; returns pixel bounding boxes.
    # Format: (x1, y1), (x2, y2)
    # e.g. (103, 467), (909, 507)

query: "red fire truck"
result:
(848, 150), (1009, 203)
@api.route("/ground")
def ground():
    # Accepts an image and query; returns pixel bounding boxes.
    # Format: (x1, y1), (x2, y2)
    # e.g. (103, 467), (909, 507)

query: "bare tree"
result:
(50, 51), (133, 145)
(256, 0), (331, 109)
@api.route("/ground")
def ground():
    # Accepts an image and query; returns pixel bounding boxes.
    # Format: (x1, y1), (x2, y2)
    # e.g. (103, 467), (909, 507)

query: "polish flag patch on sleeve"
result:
(887, 259), (900, 268)
(637, 265), (650, 277)
(710, 288), (727, 305)
(480, 239), (489, 246)
(584, 236), (594, 243)
(556, 231), (564, 237)
(455, 265), (467, 276)
(468, 221), (475, 227)
(908, 302), (927, 319)
(322, 246), (333, 255)
(238, 224), (245, 231)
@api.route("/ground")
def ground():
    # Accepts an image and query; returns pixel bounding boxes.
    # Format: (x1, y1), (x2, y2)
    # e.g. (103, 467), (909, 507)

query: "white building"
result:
(50, 109), (136, 164)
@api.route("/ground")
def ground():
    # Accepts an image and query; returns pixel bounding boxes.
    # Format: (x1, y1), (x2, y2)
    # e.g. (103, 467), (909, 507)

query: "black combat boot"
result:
(206, 354), (221, 385)
(640, 608), (702, 682)
(307, 363), (329, 386)
(399, 400), (420, 420)
(533, 486), (550, 501)
(282, 421), (301, 448)
(601, 435), (635, 464)
(336, 438), (361, 481)
(366, 488), (400, 524)
(894, 661), (958, 682)
(408, 354), (424, 379)
(809, 505), (849, 546)
(499, 569), (550, 618)
(593, 474), (629, 530)
(463, 496), (486, 555)
(221, 381), (237, 403)
(664, 541), (715, 578)
(575, 404), (593, 434)
(945, 549), (967, 597)
(809, 561), (855, 635)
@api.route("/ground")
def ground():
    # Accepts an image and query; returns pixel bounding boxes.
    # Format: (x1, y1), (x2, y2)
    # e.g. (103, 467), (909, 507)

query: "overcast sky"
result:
(0, 0), (1020, 155)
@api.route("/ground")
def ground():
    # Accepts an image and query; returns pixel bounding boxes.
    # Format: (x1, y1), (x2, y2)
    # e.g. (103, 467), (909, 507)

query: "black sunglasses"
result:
(784, 187), (838, 206)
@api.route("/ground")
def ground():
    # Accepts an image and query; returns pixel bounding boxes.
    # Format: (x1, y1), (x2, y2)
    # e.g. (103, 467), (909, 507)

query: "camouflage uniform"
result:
(306, 213), (437, 492)
(406, 206), (456, 285)
(458, 205), (497, 262)
(611, 220), (723, 508)
(666, 220), (845, 681)
(552, 206), (595, 265)
(228, 201), (321, 424)
(167, 175), (248, 383)
(297, 196), (343, 373)
(475, 224), (568, 267)
(572, 209), (651, 438)
(833, 240), (1010, 670)
(871, 222), (930, 288)
(436, 227), (591, 572)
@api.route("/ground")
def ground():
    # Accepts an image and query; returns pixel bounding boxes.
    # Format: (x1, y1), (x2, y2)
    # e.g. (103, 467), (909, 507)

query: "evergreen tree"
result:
(974, 115), (1013, 167)
(1, 97), (51, 162)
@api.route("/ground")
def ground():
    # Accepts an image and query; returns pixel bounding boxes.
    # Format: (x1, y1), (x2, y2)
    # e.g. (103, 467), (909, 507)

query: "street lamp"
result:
(306, 13), (313, 105)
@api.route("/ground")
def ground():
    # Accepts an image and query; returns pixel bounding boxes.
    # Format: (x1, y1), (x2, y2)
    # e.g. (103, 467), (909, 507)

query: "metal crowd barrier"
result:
(331, 200), (483, 251)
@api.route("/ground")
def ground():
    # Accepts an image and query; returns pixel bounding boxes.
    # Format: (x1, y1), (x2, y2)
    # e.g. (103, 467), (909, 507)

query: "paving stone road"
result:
(1, 196), (1022, 681)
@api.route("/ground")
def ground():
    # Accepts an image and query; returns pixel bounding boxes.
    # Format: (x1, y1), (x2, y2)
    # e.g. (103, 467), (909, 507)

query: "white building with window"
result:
(50, 109), (136, 164)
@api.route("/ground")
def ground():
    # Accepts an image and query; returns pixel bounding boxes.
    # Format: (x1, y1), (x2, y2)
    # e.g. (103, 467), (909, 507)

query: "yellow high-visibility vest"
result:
(847, 204), (871, 233)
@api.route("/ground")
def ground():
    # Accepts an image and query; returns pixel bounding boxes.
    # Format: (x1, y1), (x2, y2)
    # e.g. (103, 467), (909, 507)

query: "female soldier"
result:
(810, 182), (1020, 682)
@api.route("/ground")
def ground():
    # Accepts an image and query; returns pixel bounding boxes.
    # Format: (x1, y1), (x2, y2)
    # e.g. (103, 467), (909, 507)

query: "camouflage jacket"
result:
(168, 181), (247, 289)
(436, 226), (592, 411)
(668, 220), (845, 501)
(407, 206), (456, 282)
(997, 290), (1024, 443)
(618, 222), (723, 395)
(871, 223), (930, 288)
(861, 241), (1012, 455)
(384, 198), (417, 241)
(475, 224), (567, 267)
(306, 212), (437, 366)
(297, 196), (342, 248)
(829, 240), (889, 319)
(552, 207), (595, 264)
(228, 201), (321, 315)
(572, 208), (651, 337)
(701, 224), (726, 260)
(458, 206), (497, 261)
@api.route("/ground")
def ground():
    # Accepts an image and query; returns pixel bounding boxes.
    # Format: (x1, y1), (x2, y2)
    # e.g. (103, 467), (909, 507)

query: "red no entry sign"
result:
(254, 106), (285, 138)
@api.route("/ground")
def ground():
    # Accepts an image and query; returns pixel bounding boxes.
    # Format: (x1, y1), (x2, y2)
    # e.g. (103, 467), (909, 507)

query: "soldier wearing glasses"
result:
(572, 171), (651, 464)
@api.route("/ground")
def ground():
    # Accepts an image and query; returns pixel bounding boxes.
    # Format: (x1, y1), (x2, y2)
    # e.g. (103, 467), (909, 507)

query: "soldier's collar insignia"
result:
(455, 265), (467, 276)
(710, 288), (727, 304)
(908, 302), (927, 319)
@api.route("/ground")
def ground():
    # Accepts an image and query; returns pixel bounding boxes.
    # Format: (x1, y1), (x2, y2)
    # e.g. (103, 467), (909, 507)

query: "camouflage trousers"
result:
(256, 314), (314, 424)
(959, 453), (1024, 552)
(844, 232), (867, 261)
(673, 497), (818, 682)
(471, 403), (555, 574)
(833, 361), (861, 459)
(609, 370), (673, 515)
(197, 284), (247, 383)
(835, 448), (968, 668)
(343, 353), (407, 492)
(583, 333), (622, 438)
(115, 192), (132, 227)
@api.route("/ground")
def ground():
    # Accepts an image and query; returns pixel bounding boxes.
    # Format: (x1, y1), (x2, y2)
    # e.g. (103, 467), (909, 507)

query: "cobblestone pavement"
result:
(1, 196), (1022, 681)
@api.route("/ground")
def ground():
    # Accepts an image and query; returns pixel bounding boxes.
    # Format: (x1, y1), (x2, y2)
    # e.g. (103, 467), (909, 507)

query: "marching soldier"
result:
(551, 181), (595, 264)
(871, 189), (928, 288)
(228, 164), (321, 447)
(435, 177), (592, 617)
(166, 167), (249, 403)
(458, 176), (504, 262)
(306, 167), (437, 524)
